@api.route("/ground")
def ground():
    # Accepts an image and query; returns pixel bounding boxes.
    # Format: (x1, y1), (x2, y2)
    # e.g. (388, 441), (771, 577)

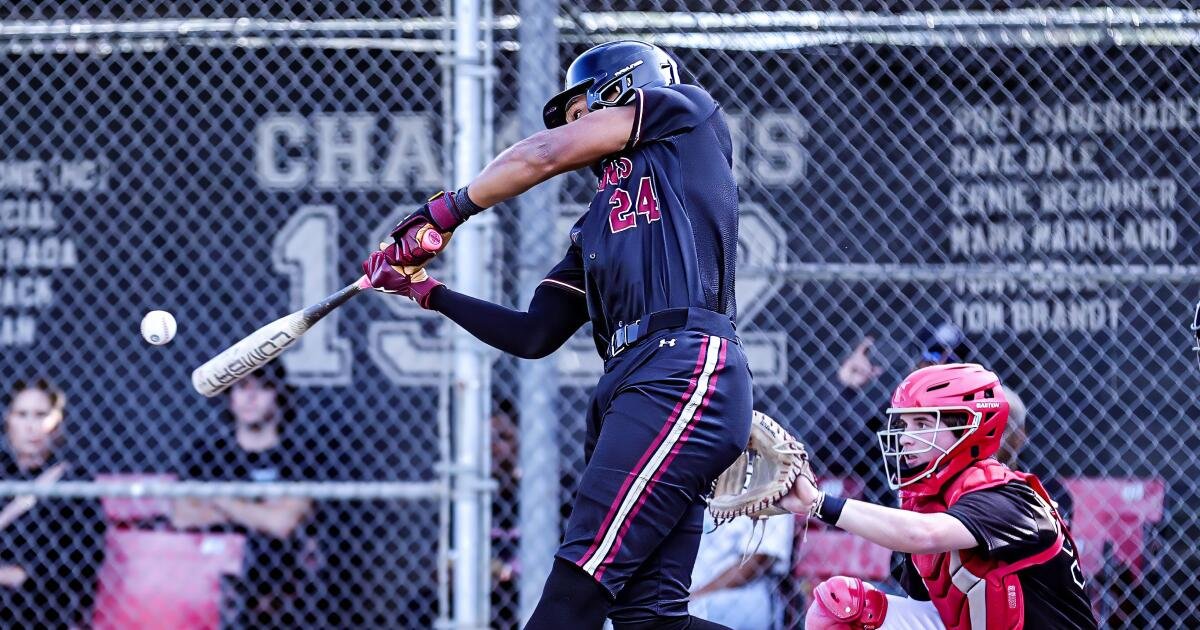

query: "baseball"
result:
(140, 310), (177, 345)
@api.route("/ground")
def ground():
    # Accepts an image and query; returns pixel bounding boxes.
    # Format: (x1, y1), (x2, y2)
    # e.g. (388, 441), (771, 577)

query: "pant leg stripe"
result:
(579, 335), (725, 577)
(575, 335), (712, 569)
(592, 336), (728, 579)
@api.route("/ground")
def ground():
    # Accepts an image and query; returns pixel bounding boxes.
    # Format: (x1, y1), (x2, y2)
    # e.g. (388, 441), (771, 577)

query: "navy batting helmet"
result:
(542, 40), (681, 129)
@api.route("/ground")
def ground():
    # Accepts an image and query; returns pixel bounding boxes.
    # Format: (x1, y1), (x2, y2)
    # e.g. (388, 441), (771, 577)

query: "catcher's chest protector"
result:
(901, 460), (1068, 630)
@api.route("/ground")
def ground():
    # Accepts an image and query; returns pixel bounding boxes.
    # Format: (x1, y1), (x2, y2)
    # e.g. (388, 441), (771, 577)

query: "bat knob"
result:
(418, 227), (444, 252)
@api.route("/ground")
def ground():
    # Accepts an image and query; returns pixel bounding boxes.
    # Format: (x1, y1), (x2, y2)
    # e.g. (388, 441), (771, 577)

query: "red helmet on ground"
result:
(878, 363), (1009, 495)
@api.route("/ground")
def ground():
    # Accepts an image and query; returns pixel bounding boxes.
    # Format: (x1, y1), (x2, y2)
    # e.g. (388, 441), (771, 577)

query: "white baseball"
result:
(140, 310), (177, 346)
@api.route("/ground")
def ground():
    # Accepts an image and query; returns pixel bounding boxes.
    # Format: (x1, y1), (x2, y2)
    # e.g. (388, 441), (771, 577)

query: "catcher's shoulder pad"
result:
(709, 410), (812, 523)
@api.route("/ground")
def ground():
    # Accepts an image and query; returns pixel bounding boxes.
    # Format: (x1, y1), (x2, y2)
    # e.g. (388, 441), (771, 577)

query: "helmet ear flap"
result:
(662, 60), (679, 84)
(659, 47), (689, 84)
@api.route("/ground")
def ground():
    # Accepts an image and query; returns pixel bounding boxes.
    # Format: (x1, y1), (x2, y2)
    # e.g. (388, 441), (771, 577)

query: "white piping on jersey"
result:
(540, 278), (586, 295)
(629, 88), (645, 147)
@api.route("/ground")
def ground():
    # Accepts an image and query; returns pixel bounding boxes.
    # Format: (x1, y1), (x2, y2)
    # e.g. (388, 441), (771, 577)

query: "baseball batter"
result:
(780, 363), (1097, 630)
(361, 41), (751, 630)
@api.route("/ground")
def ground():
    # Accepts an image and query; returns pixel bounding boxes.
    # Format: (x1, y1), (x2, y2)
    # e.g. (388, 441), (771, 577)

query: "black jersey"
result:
(178, 427), (314, 615)
(541, 83), (739, 357)
(896, 482), (1098, 629)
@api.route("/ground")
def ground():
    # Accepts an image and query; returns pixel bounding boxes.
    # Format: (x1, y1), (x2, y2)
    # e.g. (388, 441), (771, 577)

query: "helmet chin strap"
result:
(896, 459), (938, 488)
(898, 461), (925, 479)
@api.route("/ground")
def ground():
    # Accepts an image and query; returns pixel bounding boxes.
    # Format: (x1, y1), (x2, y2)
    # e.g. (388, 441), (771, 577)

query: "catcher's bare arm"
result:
(781, 476), (977, 555)
(709, 412), (977, 554)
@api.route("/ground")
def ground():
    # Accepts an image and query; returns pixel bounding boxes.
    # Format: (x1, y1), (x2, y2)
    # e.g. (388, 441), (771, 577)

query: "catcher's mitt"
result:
(709, 410), (814, 523)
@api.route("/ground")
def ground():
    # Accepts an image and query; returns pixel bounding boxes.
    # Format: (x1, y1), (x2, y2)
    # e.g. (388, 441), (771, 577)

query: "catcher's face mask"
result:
(877, 408), (980, 490)
(1191, 299), (1200, 371)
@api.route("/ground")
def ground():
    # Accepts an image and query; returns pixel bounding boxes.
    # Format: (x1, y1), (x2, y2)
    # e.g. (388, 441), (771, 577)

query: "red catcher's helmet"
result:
(878, 363), (1009, 495)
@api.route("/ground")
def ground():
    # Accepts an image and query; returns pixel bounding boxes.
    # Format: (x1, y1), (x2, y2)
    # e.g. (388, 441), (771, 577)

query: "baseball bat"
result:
(190, 276), (371, 397)
(191, 226), (445, 398)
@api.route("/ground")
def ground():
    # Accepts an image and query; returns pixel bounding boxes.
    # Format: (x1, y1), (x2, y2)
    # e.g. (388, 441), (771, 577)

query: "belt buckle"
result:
(613, 327), (627, 354)
(627, 319), (641, 345)
(610, 318), (644, 359)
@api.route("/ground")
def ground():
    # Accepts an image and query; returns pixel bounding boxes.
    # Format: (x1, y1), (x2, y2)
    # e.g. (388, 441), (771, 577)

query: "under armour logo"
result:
(659, 338), (676, 347)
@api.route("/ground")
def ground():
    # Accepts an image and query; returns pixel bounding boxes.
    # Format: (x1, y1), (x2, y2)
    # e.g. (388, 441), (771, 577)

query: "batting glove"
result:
(386, 187), (483, 267)
(362, 250), (443, 309)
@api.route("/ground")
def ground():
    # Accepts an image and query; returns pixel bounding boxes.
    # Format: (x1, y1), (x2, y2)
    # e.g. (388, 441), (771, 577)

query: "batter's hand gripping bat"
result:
(191, 227), (443, 397)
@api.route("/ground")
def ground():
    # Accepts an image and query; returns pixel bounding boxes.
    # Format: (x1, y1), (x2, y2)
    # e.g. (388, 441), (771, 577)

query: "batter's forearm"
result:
(466, 107), (636, 208)
(466, 134), (561, 208)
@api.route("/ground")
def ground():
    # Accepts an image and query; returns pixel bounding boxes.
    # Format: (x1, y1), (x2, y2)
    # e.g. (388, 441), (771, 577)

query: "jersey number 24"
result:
(609, 176), (661, 233)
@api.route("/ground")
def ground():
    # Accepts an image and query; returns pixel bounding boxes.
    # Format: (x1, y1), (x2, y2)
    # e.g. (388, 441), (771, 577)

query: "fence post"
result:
(516, 0), (562, 623)
(451, 0), (491, 626)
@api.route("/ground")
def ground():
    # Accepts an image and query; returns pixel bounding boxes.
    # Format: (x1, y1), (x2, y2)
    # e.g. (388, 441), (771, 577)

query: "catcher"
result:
(363, 41), (749, 629)
(713, 364), (1097, 629)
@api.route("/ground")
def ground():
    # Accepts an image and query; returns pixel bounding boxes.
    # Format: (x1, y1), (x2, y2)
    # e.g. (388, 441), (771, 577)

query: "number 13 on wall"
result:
(272, 204), (446, 387)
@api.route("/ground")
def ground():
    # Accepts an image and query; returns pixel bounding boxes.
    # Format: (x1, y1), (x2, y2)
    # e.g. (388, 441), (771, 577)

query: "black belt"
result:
(606, 308), (735, 359)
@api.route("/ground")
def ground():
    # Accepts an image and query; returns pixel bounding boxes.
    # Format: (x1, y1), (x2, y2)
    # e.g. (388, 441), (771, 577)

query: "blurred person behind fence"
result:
(994, 386), (1073, 522)
(491, 399), (521, 630)
(171, 363), (316, 629)
(1144, 299), (1200, 625)
(0, 378), (106, 629)
(688, 509), (793, 629)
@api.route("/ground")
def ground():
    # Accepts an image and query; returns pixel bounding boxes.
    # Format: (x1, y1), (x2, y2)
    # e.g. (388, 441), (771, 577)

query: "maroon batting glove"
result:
(406, 272), (444, 309)
(383, 221), (447, 269)
(361, 251), (443, 309)
(386, 187), (481, 267)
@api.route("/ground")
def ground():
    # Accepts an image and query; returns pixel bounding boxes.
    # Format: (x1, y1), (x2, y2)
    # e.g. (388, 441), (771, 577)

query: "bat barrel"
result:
(191, 313), (306, 397)
(191, 278), (366, 397)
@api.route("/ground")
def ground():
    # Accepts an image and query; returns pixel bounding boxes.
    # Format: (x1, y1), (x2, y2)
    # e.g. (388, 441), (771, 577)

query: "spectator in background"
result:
(0, 378), (106, 629)
(171, 363), (315, 630)
(815, 322), (972, 504)
(490, 400), (521, 630)
(998, 384), (1161, 626)
(689, 512), (793, 629)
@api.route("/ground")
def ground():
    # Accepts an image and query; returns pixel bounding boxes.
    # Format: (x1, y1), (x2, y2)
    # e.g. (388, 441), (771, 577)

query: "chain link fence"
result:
(0, 2), (458, 628)
(489, 3), (1200, 629)
(0, 1), (1198, 629)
